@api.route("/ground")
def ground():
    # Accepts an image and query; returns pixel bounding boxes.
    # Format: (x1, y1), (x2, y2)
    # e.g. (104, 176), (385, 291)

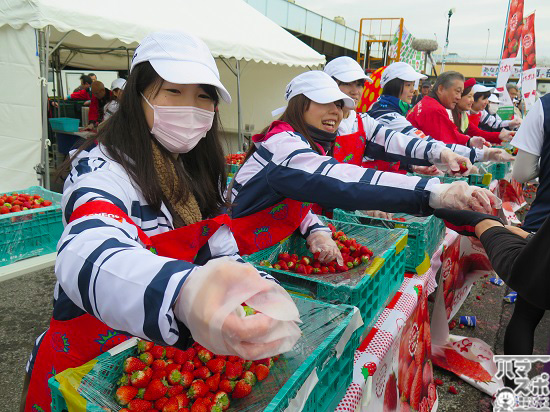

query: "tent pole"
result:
(37, 28), (51, 190)
(236, 59), (243, 151)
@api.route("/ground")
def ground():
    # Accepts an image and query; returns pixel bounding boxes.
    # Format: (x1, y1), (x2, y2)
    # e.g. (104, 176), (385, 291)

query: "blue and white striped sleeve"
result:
(262, 132), (439, 215)
(300, 210), (331, 239)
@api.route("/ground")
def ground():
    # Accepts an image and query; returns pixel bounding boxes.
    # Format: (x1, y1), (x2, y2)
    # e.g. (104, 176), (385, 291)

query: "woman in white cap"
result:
(227, 70), (501, 261)
(22, 30), (300, 411)
(102, 77), (127, 121)
(479, 94), (521, 132)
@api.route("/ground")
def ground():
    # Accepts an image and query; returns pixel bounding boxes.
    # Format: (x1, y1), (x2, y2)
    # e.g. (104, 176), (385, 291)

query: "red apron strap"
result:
(333, 113), (367, 166)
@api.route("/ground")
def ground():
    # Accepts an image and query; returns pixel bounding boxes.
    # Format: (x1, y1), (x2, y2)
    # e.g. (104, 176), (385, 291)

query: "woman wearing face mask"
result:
(21, 31), (300, 411)
(227, 71), (500, 262)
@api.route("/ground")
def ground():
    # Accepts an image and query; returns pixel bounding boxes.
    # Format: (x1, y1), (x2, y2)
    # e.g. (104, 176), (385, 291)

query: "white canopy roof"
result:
(0, 0), (325, 69)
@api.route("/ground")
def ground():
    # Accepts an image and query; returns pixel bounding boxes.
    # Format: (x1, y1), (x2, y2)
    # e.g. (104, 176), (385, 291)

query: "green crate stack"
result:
(489, 161), (511, 180)
(407, 172), (468, 184)
(332, 210), (445, 273)
(243, 217), (407, 332)
(226, 163), (240, 177)
(50, 298), (362, 412)
(0, 186), (63, 267)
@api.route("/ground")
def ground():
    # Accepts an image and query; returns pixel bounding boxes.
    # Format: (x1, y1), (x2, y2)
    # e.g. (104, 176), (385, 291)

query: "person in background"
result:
(67, 75), (92, 101)
(88, 73), (97, 82)
(507, 82), (524, 119)
(87, 81), (113, 128)
(73, 74), (93, 93)
(412, 80), (431, 106)
(479, 93), (522, 132)
(102, 78), (126, 121)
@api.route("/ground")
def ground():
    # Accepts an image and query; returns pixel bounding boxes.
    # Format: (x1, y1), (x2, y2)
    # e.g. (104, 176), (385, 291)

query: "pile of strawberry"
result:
(0, 192), (53, 215)
(225, 153), (246, 165)
(115, 340), (277, 412)
(259, 224), (373, 275)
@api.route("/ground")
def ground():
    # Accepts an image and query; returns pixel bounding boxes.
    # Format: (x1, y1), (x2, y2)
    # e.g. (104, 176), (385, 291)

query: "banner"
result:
(388, 27), (425, 73)
(357, 66), (385, 113)
(481, 66), (550, 79)
(495, 0), (525, 105)
(521, 13), (537, 112)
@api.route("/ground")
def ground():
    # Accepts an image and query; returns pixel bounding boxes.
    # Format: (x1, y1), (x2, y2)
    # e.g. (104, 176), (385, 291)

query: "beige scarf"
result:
(151, 142), (202, 228)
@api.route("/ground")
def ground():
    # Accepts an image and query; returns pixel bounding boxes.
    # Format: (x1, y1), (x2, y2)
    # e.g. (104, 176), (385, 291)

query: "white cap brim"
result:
(334, 70), (372, 83)
(150, 59), (232, 103)
(488, 94), (500, 103)
(304, 88), (355, 109)
(473, 84), (494, 94)
(381, 70), (427, 87)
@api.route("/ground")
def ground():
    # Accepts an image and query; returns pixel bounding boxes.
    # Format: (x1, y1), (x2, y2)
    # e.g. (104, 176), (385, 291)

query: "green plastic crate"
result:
(226, 163), (240, 176)
(488, 161), (511, 180)
(407, 172), (468, 184)
(332, 210), (445, 273)
(49, 298), (362, 412)
(243, 217), (407, 331)
(0, 186), (63, 267)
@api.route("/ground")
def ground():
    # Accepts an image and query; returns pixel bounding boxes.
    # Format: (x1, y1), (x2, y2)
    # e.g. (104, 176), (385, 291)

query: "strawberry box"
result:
(333, 210), (445, 274)
(407, 172), (468, 185)
(49, 297), (363, 412)
(243, 217), (408, 334)
(0, 186), (63, 267)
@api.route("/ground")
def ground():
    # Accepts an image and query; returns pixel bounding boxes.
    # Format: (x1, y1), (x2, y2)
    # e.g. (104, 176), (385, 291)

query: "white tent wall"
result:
(0, 25), (42, 192)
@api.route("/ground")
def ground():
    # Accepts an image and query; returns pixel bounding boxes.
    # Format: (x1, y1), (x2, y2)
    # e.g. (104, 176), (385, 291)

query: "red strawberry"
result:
(443, 349), (492, 382)
(151, 345), (166, 360)
(206, 358), (226, 374)
(166, 363), (181, 373)
(139, 352), (154, 366)
(167, 369), (182, 385)
(181, 360), (195, 372)
(409, 364), (423, 410)
(254, 364), (269, 381)
(127, 399), (152, 411)
(226, 356), (240, 362)
(173, 349), (188, 364)
(167, 384), (184, 397)
(363, 362), (377, 377)
(161, 397), (179, 412)
(415, 327), (425, 367)
(198, 348), (214, 364)
(190, 402), (207, 412)
(137, 340), (155, 353)
(213, 391), (230, 411)
(164, 346), (176, 359)
(124, 357), (147, 374)
(180, 370), (194, 388)
(193, 357), (203, 369)
(224, 362), (243, 380)
(241, 370), (257, 386)
(232, 379), (252, 399)
(194, 366), (212, 380)
(383, 373), (397, 412)
(174, 393), (191, 408)
(448, 385), (458, 394)
(115, 385), (138, 405)
(154, 397), (169, 410)
(131, 367), (153, 388)
(256, 358), (274, 369)
(219, 379), (236, 394)
(152, 368), (167, 380)
(434, 378), (443, 386)
(206, 373), (221, 392)
(402, 362), (416, 401)
(278, 252), (291, 262)
(187, 380), (209, 399)
(185, 347), (196, 360)
(143, 378), (168, 401)
(151, 359), (168, 371)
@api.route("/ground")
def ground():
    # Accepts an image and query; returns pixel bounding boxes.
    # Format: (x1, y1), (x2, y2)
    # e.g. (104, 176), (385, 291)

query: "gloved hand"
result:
(482, 148), (515, 162)
(499, 129), (516, 142)
(434, 208), (504, 236)
(437, 149), (474, 176)
(307, 230), (344, 265)
(174, 258), (302, 360)
(429, 181), (502, 213)
(361, 210), (394, 219)
(468, 136), (488, 149)
(508, 117), (522, 128)
(412, 165), (443, 176)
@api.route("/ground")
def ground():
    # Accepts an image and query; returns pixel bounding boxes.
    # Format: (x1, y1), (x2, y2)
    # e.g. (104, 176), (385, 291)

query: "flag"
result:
(521, 12), (536, 112)
(357, 66), (385, 113)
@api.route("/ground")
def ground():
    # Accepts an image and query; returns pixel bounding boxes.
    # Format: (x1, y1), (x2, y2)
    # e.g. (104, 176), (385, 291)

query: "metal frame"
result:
(356, 18), (404, 69)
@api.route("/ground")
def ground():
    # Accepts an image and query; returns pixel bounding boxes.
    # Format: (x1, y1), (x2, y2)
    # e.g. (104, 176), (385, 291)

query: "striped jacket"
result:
(479, 109), (511, 132)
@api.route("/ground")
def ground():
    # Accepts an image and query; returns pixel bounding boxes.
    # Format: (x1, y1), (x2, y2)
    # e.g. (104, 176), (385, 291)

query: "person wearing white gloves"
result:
(22, 31), (300, 411)
(228, 71), (501, 263)
(479, 93), (522, 132)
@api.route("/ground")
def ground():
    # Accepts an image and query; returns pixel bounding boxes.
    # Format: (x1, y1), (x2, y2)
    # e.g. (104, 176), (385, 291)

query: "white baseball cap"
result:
(272, 71), (355, 116)
(488, 94), (500, 103)
(131, 30), (231, 103)
(111, 78), (126, 91)
(472, 84), (495, 94)
(380, 62), (427, 88)
(324, 56), (372, 83)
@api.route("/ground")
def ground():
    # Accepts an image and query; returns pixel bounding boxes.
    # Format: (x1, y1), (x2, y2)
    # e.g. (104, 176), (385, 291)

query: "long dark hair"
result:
(245, 94), (324, 160)
(381, 78), (405, 98)
(451, 85), (473, 131)
(58, 61), (228, 218)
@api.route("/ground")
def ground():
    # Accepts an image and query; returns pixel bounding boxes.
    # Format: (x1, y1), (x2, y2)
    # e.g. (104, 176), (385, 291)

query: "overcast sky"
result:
(296, 0), (549, 62)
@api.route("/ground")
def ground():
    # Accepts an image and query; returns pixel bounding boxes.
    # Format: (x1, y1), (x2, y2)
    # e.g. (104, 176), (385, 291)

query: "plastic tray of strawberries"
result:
(49, 297), (362, 412)
(332, 209), (445, 273)
(0, 186), (64, 267)
(406, 172), (468, 185)
(243, 217), (408, 332)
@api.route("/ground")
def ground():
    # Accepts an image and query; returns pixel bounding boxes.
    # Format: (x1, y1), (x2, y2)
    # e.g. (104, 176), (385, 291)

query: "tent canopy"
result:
(0, 0), (325, 69)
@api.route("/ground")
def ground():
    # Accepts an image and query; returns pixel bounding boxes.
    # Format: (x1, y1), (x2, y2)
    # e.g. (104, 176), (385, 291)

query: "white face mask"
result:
(142, 93), (215, 153)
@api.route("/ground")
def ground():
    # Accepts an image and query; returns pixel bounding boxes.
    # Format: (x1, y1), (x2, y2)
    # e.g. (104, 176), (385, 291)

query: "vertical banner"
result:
(495, 0), (524, 106)
(521, 13), (537, 112)
(357, 66), (385, 113)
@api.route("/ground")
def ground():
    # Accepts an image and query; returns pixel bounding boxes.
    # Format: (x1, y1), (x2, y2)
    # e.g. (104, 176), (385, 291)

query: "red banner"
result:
(502, 0), (524, 60)
(357, 66), (385, 113)
(521, 12), (537, 112)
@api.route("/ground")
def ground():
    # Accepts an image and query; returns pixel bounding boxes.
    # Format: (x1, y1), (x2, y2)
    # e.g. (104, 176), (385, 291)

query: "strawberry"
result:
(180, 370), (194, 388)
(161, 397), (180, 412)
(224, 362), (243, 380)
(115, 385), (138, 405)
(167, 384), (184, 397)
(213, 391), (230, 411)
(137, 340), (154, 353)
(194, 366), (212, 380)
(256, 358), (274, 369)
(167, 369), (182, 385)
(402, 362), (416, 401)
(131, 367), (153, 388)
(206, 373), (221, 392)
(151, 345), (166, 360)
(193, 357), (203, 369)
(409, 363), (423, 410)
(188, 380), (209, 399)
(185, 347), (197, 359)
(363, 362), (377, 377)
(127, 399), (152, 411)
(166, 363), (181, 373)
(443, 349), (492, 382)
(152, 368), (167, 380)
(278, 261), (289, 271)
(232, 379), (252, 399)
(198, 348), (214, 364)
(458, 161), (468, 174)
(254, 364), (269, 381)
(241, 370), (257, 386)
(190, 402), (208, 412)
(448, 385), (458, 394)
(164, 346), (176, 359)
(383, 373), (398, 412)
(206, 358), (226, 374)
(143, 378), (168, 401)
(139, 352), (154, 366)
(181, 360), (195, 372)
(154, 397), (169, 410)
(434, 378), (443, 386)
(219, 379), (236, 394)
(174, 393), (191, 408)
(124, 357), (147, 374)
(151, 359), (167, 371)
(118, 374), (131, 387)
(173, 349), (188, 364)
(278, 252), (291, 262)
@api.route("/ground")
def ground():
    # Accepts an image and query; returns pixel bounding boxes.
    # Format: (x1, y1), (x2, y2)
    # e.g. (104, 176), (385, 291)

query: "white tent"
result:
(0, 0), (325, 192)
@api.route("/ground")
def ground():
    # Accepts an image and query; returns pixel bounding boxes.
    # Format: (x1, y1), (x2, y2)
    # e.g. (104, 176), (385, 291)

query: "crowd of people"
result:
(22, 29), (545, 411)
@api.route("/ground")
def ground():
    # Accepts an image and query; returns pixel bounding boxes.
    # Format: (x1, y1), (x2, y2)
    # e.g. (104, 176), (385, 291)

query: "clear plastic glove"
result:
(307, 230), (344, 265)
(174, 258), (302, 360)
(437, 149), (474, 176)
(468, 136), (487, 149)
(361, 210), (394, 219)
(482, 148), (515, 162)
(499, 129), (516, 142)
(508, 117), (522, 129)
(429, 181), (502, 213)
(411, 165), (443, 176)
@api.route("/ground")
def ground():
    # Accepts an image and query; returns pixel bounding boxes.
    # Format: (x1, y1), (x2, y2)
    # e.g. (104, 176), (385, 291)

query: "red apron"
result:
(25, 201), (230, 411)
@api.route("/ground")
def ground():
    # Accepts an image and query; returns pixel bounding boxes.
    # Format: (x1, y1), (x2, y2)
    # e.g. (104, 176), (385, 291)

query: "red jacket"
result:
(406, 96), (470, 146)
(467, 112), (502, 144)
(89, 89), (113, 124)
(69, 88), (91, 101)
